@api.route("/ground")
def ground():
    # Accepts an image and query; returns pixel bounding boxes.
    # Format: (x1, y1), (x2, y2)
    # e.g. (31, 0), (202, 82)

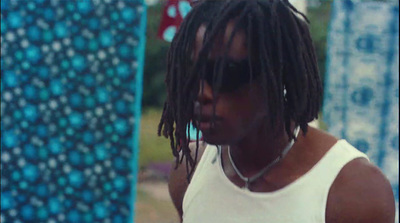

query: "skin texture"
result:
(168, 22), (395, 223)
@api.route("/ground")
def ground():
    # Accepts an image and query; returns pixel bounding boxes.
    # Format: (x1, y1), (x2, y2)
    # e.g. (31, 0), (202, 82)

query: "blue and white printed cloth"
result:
(1, 0), (146, 222)
(323, 0), (399, 222)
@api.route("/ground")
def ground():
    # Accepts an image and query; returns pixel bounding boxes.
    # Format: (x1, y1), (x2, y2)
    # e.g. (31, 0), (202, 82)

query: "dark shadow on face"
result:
(193, 21), (270, 145)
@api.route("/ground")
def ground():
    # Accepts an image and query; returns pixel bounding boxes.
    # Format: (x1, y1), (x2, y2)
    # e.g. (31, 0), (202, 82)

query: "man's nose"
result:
(197, 80), (213, 104)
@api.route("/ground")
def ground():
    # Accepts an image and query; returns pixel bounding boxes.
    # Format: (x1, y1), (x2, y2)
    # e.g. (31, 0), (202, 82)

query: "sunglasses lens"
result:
(203, 59), (253, 92)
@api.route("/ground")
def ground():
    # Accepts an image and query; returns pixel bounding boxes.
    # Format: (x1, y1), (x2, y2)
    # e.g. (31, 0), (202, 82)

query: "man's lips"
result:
(193, 114), (222, 130)
(193, 102), (222, 129)
(197, 122), (213, 131)
(193, 113), (223, 122)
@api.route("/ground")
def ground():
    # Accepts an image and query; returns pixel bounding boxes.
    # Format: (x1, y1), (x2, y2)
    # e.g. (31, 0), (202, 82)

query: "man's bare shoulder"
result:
(326, 157), (395, 223)
(168, 141), (208, 221)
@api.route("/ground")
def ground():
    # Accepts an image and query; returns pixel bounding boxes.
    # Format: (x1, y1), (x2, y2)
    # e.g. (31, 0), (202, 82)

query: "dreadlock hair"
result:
(158, 0), (323, 181)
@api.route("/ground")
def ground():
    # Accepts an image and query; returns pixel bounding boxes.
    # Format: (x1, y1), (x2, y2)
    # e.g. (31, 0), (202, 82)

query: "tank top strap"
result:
(183, 144), (219, 211)
(307, 139), (369, 187)
(304, 139), (369, 222)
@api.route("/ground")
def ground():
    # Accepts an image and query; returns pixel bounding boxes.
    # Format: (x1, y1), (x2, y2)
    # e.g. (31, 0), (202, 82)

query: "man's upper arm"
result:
(168, 142), (207, 222)
(326, 158), (396, 223)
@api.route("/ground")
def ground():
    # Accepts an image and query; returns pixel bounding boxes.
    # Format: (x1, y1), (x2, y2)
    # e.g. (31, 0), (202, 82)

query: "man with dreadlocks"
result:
(158, 0), (395, 222)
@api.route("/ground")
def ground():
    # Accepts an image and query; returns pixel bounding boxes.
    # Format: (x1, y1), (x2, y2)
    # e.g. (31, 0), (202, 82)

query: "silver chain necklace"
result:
(227, 127), (300, 190)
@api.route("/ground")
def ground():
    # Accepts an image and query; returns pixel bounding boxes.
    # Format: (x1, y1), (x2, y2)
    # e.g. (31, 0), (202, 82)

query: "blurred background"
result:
(1, 0), (398, 223)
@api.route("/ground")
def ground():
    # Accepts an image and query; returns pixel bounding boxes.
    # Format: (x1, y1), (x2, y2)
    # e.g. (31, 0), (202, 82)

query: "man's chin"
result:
(202, 132), (228, 146)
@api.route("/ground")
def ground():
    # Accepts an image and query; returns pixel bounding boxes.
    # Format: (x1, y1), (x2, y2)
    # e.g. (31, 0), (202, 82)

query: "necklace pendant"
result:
(243, 181), (250, 191)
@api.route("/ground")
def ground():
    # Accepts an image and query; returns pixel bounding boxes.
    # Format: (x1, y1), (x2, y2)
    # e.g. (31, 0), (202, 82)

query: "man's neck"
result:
(228, 123), (292, 176)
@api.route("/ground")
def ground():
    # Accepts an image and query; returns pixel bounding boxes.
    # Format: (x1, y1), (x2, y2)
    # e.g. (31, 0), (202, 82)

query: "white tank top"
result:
(182, 139), (369, 223)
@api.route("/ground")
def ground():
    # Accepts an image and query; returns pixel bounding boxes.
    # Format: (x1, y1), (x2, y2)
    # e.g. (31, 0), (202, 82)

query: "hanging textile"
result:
(157, 0), (193, 42)
(323, 1), (399, 222)
(1, 0), (147, 222)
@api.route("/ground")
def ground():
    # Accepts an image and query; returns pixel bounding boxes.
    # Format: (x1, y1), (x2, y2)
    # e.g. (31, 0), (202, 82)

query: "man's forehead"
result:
(193, 22), (248, 61)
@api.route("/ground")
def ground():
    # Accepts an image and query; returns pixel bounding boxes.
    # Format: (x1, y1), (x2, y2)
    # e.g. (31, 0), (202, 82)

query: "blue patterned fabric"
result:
(323, 0), (399, 221)
(1, 0), (146, 222)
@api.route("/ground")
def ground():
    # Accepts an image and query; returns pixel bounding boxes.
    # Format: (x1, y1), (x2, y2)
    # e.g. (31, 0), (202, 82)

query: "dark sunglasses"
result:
(198, 58), (258, 92)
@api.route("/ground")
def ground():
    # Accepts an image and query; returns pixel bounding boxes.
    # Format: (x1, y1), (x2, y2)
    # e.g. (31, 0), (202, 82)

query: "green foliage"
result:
(307, 1), (332, 87)
(139, 108), (174, 167)
(143, 2), (170, 110)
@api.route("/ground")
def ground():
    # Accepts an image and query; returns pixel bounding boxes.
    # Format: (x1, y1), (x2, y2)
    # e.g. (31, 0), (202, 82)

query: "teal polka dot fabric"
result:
(1, 0), (146, 222)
